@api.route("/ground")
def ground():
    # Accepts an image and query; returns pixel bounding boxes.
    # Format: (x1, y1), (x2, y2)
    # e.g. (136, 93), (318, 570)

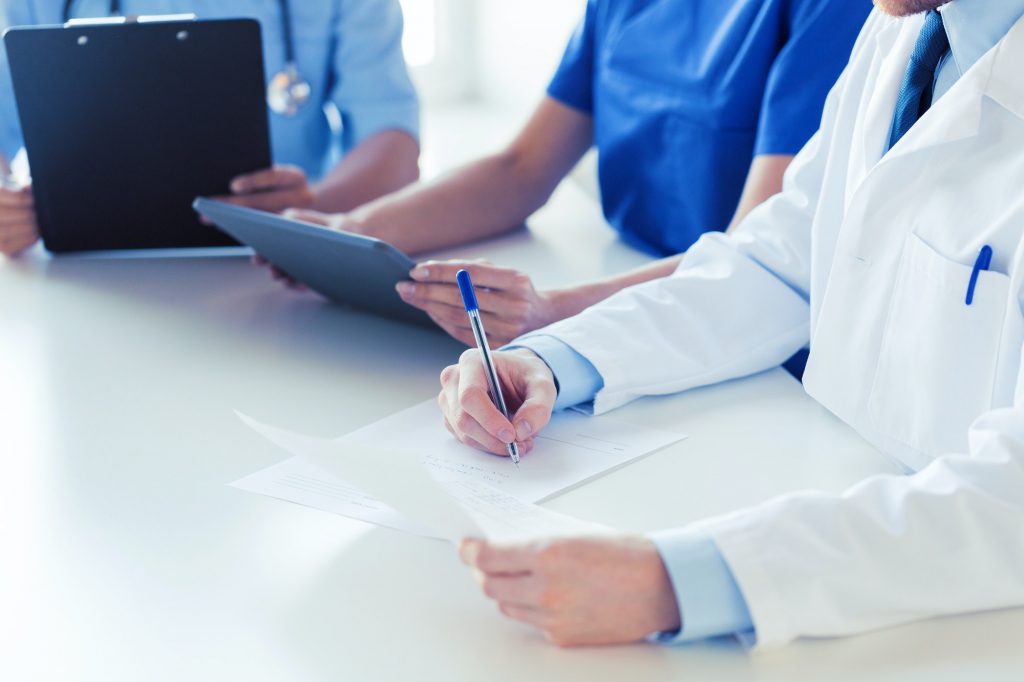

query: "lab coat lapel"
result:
(849, 18), (911, 195)
(985, 15), (1024, 123)
(851, 16), (989, 203)
(843, 14), (1024, 257)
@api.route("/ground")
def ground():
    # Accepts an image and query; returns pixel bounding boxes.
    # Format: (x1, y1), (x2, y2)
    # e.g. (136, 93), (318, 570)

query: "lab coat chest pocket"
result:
(868, 234), (1017, 457)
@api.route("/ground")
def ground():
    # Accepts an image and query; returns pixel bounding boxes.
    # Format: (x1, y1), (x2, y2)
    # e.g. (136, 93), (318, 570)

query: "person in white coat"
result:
(437, 0), (1024, 649)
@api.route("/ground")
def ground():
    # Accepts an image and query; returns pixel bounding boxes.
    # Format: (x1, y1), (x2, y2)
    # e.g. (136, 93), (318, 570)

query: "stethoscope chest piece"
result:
(268, 62), (311, 117)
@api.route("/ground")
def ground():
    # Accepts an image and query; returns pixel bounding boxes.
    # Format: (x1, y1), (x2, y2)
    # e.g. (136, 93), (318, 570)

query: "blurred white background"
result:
(396, 0), (591, 183)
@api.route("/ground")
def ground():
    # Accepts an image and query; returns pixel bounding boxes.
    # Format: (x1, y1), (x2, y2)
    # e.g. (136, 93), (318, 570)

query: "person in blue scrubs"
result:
(0, 0), (420, 256)
(288, 0), (872, 348)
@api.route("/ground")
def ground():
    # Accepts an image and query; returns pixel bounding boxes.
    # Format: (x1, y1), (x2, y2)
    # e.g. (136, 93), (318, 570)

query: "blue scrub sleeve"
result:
(328, 0), (420, 152)
(0, 2), (36, 161)
(649, 529), (755, 644)
(505, 335), (604, 411)
(753, 0), (872, 156)
(545, 0), (597, 114)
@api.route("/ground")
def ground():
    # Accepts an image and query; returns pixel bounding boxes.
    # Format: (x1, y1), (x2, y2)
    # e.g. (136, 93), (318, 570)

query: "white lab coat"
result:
(524, 10), (1024, 648)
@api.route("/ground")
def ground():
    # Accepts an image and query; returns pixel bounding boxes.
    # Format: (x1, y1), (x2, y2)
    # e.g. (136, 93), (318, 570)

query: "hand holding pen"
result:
(446, 269), (558, 464)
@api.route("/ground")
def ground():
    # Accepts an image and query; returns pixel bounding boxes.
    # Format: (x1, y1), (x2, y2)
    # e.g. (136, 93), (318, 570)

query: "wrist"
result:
(638, 538), (683, 635)
(542, 283), (610, 324)
(538, 287), (582, 327)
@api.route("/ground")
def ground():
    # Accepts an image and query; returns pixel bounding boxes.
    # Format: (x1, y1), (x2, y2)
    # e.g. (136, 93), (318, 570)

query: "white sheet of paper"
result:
(232, 414), (611, 542)
(336, 400), (685, 502)
(231, 400), (684, 540)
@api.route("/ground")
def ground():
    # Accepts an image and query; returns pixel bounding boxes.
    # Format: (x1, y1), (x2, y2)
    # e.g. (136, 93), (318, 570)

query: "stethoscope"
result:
(62, 0), (312, 117)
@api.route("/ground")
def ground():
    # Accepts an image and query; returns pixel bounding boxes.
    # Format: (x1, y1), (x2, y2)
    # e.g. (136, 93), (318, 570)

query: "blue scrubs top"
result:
(549, 0), (872, 256)
(0, 0), (420, 180)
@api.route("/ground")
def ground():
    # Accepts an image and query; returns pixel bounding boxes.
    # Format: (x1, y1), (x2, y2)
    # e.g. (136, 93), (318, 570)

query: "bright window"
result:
(399, 0), (437, 68)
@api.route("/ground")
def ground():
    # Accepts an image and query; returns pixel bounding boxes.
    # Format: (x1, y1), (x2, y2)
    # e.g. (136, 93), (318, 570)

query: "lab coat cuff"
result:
(520, 325), (633, 415)
(648, 528), (755, 644)
(504, 335), (603, 411)
(698, 513), (798, 651)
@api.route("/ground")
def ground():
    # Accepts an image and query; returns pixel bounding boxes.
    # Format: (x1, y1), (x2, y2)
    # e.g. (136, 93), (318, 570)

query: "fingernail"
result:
(396, 282), (414, 296)
(230, 181), (244, 193)
(498, 428), (514, 444)
(411, 267), (429, 279)
(459, 539), (481, 564)
(515, 420), (533, 440)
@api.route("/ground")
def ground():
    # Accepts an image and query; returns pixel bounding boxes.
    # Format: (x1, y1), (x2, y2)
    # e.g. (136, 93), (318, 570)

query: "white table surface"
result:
(2, 178), (1022, 681)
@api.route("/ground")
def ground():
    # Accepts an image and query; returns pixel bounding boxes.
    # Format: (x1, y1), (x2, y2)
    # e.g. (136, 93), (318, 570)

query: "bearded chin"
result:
(873, 0), (955, 17)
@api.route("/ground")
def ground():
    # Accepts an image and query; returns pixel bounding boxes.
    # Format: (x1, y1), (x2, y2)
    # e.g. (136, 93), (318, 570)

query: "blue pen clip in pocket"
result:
(965, 245), (993, 306)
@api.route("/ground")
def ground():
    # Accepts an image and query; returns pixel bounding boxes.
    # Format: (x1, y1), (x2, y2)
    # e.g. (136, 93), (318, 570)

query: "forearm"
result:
(346, 149), (555, 255)
(544, 256), (683, 322)
(312, 129), (420, 214)
(724, 154), (794, 233)
(348, 97), (593, 255)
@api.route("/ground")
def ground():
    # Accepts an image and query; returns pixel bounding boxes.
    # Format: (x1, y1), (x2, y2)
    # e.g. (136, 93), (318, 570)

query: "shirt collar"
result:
(938, 0), (1024, 77)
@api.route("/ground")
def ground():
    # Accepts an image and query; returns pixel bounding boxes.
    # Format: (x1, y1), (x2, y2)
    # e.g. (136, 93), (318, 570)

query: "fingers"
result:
(439, 359), (513, 455)
(0, 229), (39, 256)
(214, 189), (313, 215)
(0, 187), (33, 209)
(397, 280), (524, 318)
(410, 261), (524, 291)
(231, 164), (307, 194)
(250, 252), (306, 290)
(460, 539), (536, 575)
(0, 193), (39, 256)
(0, 211), (37, 229)
(480, 574), (545, 606)
(457, 351), (516, 444)
(428, 314), (478, 347)
(500, 603), (552, 630)
(406, 295), (525, 346)
(440, 350), (553, 453)
(284, 208), (332, 227)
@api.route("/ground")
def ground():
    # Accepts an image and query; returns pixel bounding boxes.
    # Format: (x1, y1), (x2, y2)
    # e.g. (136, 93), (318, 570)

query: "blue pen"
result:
(966, 245), (993, 306)
(456, 269), (521, 467)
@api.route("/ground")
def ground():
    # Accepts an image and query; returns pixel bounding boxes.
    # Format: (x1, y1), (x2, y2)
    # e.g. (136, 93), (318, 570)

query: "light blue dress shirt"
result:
(0, 0), (419, 179)
(515, 0), (1024, 644)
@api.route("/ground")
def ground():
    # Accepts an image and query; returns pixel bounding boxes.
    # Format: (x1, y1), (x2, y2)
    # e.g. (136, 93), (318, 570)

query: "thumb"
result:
(511, 373), (556, 442)
(285, 209), (330, 227)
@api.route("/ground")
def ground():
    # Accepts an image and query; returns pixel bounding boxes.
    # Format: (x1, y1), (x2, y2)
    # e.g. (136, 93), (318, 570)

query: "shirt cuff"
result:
(648, 529), (755, 644)
(504, 335), (603, 411)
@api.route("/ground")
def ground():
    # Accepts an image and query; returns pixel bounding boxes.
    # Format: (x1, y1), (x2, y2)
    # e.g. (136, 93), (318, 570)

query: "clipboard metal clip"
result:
(66, 14), (197, 28)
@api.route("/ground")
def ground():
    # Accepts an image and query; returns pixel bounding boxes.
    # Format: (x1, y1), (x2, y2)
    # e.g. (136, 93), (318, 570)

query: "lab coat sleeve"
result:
(687, 359), (1024, 649)
(0, 1), (35, 161)
(514, 108), (834, 415)
(505, 335), (604, 411)
(328, 0), (420, 152)
(513, 12), (891, 416)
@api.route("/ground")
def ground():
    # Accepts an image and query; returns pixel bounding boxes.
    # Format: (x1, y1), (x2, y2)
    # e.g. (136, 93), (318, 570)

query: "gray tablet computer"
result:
(4, 19), (270, 252)
(193, 198), (433, 327)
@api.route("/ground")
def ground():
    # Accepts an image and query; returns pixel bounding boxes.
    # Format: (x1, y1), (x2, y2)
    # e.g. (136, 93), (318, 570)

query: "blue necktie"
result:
(887, 10), (950, 151)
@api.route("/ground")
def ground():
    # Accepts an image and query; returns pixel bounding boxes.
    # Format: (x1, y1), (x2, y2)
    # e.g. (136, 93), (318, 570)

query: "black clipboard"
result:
(4, 18), (271, 252)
